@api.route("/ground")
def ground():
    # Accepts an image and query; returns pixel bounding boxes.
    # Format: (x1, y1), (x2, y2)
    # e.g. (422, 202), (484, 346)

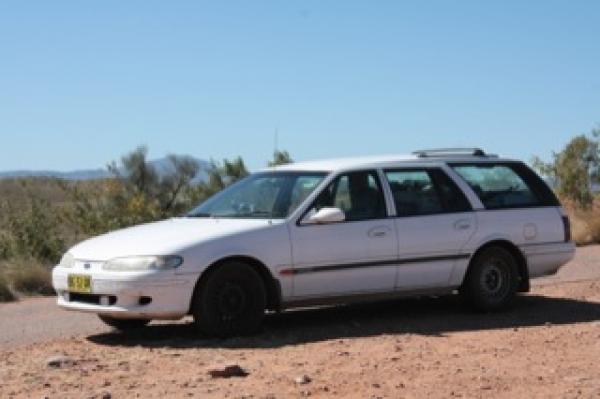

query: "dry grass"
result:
(8, 261), (54, 296)
(562, 197), (600, 245)
(0, 258), (54, 301)
(0, 275), (16, 302)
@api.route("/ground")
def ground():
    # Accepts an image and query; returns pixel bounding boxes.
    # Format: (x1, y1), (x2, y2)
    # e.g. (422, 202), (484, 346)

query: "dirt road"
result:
(0, 297), (107, 347)
(1, 246), (600, 398)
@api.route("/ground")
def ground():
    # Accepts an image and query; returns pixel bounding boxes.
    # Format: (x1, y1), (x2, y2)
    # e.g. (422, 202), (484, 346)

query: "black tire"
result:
(461, 246), (520, 311)
(191, 261), (266, 337)
(98, 315), (151, 331)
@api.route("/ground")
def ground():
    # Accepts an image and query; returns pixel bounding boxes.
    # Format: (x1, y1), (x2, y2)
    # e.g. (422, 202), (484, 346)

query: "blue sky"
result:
(1, 1), (599, 171)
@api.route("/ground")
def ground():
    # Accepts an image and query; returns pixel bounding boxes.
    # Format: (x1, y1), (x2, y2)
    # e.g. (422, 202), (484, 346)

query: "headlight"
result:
(59, 253), (75, 268)
(102, 255), (183, 271)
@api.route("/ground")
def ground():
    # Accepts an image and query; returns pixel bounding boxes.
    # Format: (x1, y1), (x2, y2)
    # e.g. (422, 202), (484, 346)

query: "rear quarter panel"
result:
(452, 206), (569, 284)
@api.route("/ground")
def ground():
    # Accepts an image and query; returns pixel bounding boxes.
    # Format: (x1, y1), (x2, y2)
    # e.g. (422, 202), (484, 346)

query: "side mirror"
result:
(303, 207), (345, 225)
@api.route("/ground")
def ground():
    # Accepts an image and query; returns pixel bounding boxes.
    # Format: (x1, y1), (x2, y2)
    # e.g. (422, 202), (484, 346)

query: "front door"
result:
(288, 170), (398, 299)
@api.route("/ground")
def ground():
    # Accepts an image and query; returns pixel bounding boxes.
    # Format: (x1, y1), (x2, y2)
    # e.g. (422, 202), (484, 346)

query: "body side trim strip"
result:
(280, 253), (471, 276)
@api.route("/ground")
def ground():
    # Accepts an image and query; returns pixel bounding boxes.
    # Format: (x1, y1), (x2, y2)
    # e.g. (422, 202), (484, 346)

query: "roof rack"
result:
(412, 147), (489, 158)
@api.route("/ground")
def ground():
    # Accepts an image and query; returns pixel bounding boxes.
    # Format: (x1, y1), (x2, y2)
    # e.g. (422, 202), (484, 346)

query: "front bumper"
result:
(52, 266), (198, 320)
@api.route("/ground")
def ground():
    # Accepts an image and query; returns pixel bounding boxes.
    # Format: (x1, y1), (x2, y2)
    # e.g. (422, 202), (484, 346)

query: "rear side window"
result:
(384, 168), (471, 216)
(450, 162), (559, 209)
(429, 169), (472, 213)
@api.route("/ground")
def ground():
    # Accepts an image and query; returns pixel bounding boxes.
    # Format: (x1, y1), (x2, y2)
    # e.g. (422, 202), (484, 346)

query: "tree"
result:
(186, 157), (249, 206)
(108, 146), (158, 196)
(532, 131), (600, 208)
(158, 155), (200, 213)
(268, 150), (293, 167)
(106, 146), (202, 220)
(221, 156), (249, 183)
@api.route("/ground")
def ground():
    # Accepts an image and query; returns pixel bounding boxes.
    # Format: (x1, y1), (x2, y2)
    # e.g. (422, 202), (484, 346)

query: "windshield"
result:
(187, 172), (327, 219)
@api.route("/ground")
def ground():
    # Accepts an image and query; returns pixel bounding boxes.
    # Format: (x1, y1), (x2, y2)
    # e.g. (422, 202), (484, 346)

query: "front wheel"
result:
(191, 261), (266, 337)
(98, 315), (151, 331)
(461, 246), (519, 311)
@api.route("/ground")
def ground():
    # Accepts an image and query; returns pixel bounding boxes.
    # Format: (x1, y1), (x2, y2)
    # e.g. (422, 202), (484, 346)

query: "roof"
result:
(264, 151), (514, 173)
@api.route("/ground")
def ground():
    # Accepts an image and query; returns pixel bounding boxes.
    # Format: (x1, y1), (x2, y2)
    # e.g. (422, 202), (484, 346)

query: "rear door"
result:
(383, 168), (476, 290)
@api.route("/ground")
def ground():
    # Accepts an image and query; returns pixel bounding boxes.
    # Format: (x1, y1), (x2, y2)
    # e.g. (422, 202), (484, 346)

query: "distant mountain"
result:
(0, 168), (110, 181)
(0, 157), (210, 183)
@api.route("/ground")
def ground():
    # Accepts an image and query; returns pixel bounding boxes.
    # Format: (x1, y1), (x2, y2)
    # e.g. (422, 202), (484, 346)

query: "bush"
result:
(0, 230), (16, 260)
(562, 197), (600, 245)
(570, 216), (594, 245)
(532, 131), (600, 209)
(4, 259), (54, 296)
(1, 199), (65, 264)
(0, 275), (16, 302)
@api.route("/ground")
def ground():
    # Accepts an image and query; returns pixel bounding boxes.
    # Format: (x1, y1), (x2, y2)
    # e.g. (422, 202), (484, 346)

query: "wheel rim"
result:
(479, 259), (509, 298)
(217, 282), (247, 321)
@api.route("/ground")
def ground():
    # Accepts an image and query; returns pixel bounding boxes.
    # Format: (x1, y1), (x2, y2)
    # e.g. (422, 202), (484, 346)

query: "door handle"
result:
(368, 226), (391, 238)
(454, 219), (471, 230)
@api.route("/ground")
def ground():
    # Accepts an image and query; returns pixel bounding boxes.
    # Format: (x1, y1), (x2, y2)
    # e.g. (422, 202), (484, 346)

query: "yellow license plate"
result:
(68, 274), (91, 294)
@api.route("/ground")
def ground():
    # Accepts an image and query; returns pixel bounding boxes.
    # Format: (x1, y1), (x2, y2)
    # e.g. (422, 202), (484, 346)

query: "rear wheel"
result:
(461, 246), (519, 311)
(98, 315), (150, 331)
(192, 261), (266, 337)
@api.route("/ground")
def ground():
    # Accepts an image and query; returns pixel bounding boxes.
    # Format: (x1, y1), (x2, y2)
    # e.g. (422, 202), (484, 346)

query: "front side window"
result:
(451, 163), (541, 209)
(187, 172), (326, 218)
(312, 171), (387, 221)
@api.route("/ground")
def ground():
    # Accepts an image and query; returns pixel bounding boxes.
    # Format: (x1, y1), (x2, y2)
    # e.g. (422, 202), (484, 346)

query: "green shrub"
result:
(1, 199), (66, 264)
(0, 231), (16, 260)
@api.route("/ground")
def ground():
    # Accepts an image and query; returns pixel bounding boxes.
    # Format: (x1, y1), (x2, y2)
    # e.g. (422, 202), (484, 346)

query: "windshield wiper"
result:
(186, 212), (212, 218)
(239, 211), (274, 217)
(210, 211), (275, 218)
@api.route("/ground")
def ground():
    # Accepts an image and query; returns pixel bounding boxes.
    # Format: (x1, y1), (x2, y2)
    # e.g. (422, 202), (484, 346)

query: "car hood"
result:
(68, 217), (281, 261)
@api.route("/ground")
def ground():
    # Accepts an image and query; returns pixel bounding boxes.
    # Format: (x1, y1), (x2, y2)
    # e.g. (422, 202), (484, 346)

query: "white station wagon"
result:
(52, 148), (575, 336)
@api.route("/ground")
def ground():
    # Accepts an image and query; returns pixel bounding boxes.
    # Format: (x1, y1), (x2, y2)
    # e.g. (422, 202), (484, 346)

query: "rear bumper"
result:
(521, 241), (576, 278)
(52, 267), (198, 320)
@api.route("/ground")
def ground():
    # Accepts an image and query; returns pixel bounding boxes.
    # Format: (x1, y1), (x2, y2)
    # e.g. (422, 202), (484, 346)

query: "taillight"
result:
(562, 216), (571, 242)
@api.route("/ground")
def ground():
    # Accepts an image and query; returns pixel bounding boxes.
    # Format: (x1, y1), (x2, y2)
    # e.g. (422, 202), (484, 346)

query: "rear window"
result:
(450, 162), (559, 210)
